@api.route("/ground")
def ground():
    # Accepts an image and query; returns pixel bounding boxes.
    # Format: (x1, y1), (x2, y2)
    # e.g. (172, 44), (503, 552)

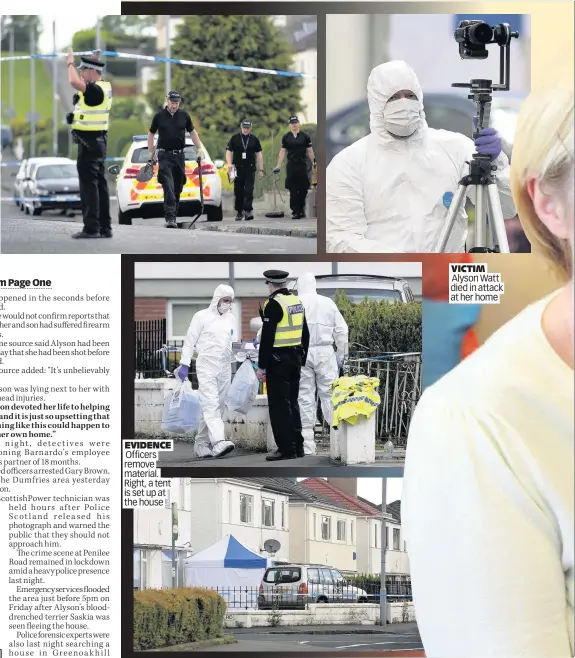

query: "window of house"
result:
(168, 301), (208, 339)
(386, 527), (389, 549)
(164, 487), (171, 509)
(351, 521), (354, 543)
(375, 523), (378, 548)
(337, 520), (346, 541)
(240, 494), (253, 524)
(313, 513), (316, 539)
(281, 502), (285, 529)
(393, 528), (400, 550)
(179, 479), (186, 510)
(228, 490), (232, 523)
(262, 499), (275, 528)
(404, 541), (407, 552)
(133, 549), (147, 590)
(168, 299), (241, 340)
(161, 549), (187, 589)
(321, 516), (331, 540)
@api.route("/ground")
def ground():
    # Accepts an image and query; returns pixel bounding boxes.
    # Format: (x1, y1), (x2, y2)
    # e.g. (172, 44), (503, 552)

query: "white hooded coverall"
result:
(296, 273), (349, 455)
(179, 284), (236, 458)
(326, 60), (517, 253)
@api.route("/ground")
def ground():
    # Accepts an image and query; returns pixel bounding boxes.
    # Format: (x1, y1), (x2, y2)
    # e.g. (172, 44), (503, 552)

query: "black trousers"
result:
(76, 133), (111, 234)
(157, 151), (186, 222)
(286, 162), (309, 215)
(266, 348), (304, 456)
(234, 167), (256, 212)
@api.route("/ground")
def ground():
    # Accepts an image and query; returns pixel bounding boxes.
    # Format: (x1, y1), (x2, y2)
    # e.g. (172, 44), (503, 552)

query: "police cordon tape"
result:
(0, 49), (316, 79)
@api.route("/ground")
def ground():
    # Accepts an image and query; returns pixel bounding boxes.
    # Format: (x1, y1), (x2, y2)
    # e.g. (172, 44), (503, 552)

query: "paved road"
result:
(202, 626), (423, 653)
(1, 200), (316, 254)
(157, 442), (405, 474)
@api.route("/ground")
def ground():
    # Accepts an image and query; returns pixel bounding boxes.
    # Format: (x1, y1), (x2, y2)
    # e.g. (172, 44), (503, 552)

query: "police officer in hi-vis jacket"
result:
(256, 270), (310, 461)
(66, 50), (113, 239)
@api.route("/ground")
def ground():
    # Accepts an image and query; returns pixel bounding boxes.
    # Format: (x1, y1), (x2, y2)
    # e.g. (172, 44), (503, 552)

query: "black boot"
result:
(265, 452), (296, 462)
(245, 211), (254, 221)
(100, 227), (113, 238)
(235, 212), (244, 221)
(72, 230), (100, 239)
(165, 220), (177, 228)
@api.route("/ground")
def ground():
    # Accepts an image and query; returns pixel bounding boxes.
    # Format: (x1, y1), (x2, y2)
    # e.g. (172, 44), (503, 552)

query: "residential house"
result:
(244, 478), (362, 572)
(133, 477), (290, 590)
(300, 478), (410, 576)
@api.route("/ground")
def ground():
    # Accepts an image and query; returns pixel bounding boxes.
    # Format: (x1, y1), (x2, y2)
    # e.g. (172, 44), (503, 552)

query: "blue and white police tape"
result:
(0, 49), (316, 79)
(0, 157), (124, 167)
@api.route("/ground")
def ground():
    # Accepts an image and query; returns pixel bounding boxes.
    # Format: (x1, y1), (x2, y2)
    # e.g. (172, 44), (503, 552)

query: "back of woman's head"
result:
(510, 87), (574, 281)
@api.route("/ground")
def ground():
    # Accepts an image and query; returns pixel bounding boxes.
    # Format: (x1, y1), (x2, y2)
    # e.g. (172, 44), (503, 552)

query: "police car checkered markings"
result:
(333, 396), (379, 410)
(288, 304), (304, 314)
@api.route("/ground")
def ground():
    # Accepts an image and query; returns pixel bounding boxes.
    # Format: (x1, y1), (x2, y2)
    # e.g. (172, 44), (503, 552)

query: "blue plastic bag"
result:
(161, 380), (202, 433)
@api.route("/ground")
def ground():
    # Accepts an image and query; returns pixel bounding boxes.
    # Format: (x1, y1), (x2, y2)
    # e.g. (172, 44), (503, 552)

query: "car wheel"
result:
(118, 209), (132, 225)
(206, 203), (223, 222)
(32, 208), (42, 216)
(316, 597), (328, 603)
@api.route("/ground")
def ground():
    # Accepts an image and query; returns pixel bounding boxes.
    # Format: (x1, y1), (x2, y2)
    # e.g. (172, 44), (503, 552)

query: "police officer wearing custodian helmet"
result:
(256, 270), (310, 461)
(66, 50), (113, 239)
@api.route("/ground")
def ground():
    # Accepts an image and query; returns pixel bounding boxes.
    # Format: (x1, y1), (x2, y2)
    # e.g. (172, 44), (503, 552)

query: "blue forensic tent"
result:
(184, 535), (270, 606)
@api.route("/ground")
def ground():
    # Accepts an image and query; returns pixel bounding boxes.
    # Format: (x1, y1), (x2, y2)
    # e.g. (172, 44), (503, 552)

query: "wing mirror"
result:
(108, 165), (120, 175)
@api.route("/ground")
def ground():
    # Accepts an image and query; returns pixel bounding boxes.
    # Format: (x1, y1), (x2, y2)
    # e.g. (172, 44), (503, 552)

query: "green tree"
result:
(1, 15), (42, 51)
(146, 15), (303, 135)
(110, 97), (149, 122)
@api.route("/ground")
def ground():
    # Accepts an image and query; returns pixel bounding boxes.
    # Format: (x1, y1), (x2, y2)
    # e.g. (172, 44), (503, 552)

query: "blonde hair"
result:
(510, 87), (574, 281)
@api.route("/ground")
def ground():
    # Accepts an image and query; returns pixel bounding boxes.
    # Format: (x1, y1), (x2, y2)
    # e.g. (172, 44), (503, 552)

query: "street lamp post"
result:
(380, 478), (387, 626)
(52, 20), (58, 156)
(165, 16), (172, 96)
(30, 24), (36, 157)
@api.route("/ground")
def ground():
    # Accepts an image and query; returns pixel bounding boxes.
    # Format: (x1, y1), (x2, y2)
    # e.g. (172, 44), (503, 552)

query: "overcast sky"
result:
(37, 15), (101, 52)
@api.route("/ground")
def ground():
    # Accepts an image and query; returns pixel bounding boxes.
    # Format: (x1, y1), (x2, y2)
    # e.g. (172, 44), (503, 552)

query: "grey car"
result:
(258, 564), (368, 610)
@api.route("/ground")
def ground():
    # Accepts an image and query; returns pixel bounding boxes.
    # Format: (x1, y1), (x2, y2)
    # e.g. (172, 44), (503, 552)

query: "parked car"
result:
(22, 160), (81, 216)
(13, 157), (69, 209)
(250, 274), (415, 334)
(258, 564), (369, 610)
(326, 92), (526, 165)
(108, 135), (223, 225)
(1, 125), (14, 150)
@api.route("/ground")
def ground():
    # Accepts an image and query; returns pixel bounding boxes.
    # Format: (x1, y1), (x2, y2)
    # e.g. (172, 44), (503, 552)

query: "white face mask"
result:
(383, 98), (421, 137)
(218, 302), (232, 314)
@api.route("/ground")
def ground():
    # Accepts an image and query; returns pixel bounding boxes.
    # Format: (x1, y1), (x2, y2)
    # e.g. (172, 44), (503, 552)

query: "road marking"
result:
(299, 641), (309, 645)
(334, 643), (371, 649)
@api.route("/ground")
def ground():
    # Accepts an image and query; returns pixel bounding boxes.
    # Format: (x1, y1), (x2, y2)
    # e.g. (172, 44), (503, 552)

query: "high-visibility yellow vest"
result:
(264, 293), (304, 348)
(71, 80), (112, 131)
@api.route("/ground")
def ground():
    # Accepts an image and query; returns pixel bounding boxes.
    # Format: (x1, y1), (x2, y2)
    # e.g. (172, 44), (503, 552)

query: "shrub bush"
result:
(133, 587), (226, 651)
(335, 290), (422, 354)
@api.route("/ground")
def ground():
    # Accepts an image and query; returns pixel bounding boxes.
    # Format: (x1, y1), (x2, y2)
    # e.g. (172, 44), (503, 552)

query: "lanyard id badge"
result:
(241, 134), (250, 160)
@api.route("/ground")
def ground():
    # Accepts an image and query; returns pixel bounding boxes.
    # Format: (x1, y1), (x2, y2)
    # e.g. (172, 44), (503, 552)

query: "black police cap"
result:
(263, 270), (289, 285)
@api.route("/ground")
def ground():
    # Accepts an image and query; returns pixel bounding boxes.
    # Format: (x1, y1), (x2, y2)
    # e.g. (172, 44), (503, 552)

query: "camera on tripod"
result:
(454, 20), (519, 60)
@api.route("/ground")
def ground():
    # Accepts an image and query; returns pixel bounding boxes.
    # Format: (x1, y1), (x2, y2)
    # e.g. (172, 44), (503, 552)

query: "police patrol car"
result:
(108, 135), (223, 225)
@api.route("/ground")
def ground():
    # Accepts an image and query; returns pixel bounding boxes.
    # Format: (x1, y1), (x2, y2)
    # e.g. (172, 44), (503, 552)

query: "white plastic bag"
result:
(225, 359), (259, 414)
(161, 379), (202, 433)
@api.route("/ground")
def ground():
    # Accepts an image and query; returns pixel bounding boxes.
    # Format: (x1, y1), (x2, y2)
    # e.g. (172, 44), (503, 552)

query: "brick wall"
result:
(241, 298), (266, 339)
(135, 298), (166, 321)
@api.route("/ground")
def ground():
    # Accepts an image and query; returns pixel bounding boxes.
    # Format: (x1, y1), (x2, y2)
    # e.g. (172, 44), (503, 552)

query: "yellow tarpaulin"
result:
(331, 375), (380, 428)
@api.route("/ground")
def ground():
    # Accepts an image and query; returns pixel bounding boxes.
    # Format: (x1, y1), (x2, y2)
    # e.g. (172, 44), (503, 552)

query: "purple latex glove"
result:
(175, 364), (189, 382)
(474, 127), (502, 160)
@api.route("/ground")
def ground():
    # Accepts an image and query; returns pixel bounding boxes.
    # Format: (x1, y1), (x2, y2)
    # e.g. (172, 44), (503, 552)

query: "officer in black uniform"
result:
(273, 116), (315, 220)
(225, 120), (264, 221)
(66, 50), (113, 239)
(148, 91), (203, 228)
(256, 270), (310, 461)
